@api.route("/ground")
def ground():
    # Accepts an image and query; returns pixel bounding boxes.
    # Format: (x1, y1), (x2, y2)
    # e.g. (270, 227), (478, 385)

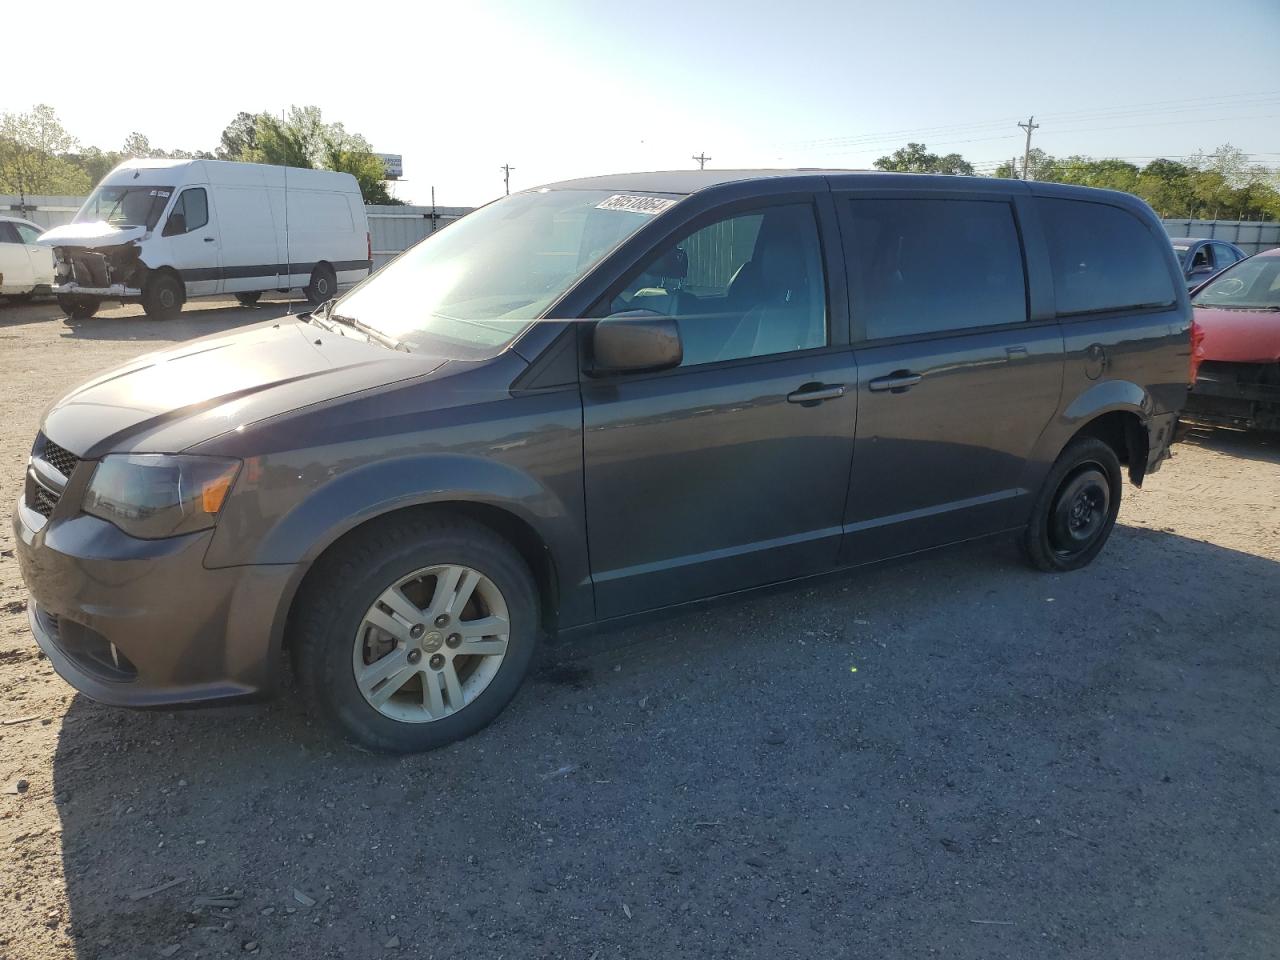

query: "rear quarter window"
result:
(1037, 198), (1176, 316)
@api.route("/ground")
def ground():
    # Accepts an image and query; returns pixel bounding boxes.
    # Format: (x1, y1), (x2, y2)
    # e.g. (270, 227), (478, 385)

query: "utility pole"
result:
(500, 163), (515, 196)
(692, 152), (711, 170)
(1017, 116), (1039, 181)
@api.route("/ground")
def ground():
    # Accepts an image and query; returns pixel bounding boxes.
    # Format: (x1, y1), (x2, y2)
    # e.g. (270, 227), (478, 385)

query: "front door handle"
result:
(867, 371), (923, 393)
(203, 237), (216, 243)
(786, 383), (846, 406)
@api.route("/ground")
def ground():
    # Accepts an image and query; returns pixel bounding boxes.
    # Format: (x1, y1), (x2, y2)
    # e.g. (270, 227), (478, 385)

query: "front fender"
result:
(247, 453), (558, 567)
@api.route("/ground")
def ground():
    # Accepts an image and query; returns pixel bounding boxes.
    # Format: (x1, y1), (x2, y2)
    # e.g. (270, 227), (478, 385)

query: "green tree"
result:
(218, 106), (399, 203)
(873, 142), (974, 176)
(0, 104), (92, 200)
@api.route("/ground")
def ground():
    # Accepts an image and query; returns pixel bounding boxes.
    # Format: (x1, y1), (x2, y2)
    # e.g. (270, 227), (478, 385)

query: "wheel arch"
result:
(276, 499), (563, 660)
(1031, 380), (1154, 487)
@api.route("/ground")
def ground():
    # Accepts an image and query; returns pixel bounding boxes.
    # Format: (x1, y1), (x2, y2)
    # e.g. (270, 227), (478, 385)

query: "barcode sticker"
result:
(595, 195), (677, 215)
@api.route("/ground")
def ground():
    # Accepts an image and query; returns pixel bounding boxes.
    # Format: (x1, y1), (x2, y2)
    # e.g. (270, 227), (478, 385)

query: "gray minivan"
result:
(15, 171), (1191, 752)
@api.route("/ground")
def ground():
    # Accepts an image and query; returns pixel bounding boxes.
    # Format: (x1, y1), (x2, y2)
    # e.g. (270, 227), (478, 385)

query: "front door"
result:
(835, 191), (1065, 562)
(582, 197), (858, 618)
(160, 186), (220, 297)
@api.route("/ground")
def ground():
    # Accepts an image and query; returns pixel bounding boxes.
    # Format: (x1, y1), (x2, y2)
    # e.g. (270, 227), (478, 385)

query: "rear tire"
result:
(141, 273), (184, 320)
(291, 513), (540, 754)
(57, 294), (100, 320)
(1021, 436), (1122, 572)
(235, 291), (262, 307)
(4, 293), (33, 305)
(304, 263), (336, 306)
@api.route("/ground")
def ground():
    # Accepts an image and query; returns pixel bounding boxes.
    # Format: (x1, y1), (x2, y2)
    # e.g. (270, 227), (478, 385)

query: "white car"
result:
(0, 216), (55, 301)
(40, 158), (372, 320)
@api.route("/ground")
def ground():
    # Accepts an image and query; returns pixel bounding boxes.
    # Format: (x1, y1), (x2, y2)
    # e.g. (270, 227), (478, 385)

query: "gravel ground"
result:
(0, 296), (1277, 960)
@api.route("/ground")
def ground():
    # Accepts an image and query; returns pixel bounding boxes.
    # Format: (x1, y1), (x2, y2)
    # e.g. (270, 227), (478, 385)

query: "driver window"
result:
(1191, 246), (1211, 271)
(164, 188), (208, 236)
(608, 204), (827, 367)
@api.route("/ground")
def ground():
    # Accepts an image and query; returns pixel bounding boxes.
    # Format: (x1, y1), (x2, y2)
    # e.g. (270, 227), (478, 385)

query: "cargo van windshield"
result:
(74, 185), (174, 230)
(332, 189), (679, 358)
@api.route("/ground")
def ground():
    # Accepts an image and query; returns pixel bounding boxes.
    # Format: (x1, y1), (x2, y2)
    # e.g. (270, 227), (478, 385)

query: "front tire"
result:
(304, 263), (336, 305)
(291, 513), (539, 753)
(57, 294), (100, 320)
(141, 273), (184, 320)
(1021, 436), (1122, 572)
(235, 291), (262, 307)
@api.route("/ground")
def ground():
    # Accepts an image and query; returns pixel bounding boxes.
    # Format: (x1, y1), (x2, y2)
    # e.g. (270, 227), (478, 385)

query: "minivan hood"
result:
(42, 319), (448, 458)
(38, 221), (146, 248)
(1192, 305), (1280, 365)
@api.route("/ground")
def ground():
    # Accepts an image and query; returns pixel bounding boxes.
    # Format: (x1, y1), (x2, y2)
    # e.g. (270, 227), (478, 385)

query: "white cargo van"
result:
(39, 158), (371, 319)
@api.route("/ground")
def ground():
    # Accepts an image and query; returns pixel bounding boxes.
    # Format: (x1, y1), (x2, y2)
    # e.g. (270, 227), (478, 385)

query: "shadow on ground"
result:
(44, 527), (1280, 959)
(1179, 422), (1280, 465)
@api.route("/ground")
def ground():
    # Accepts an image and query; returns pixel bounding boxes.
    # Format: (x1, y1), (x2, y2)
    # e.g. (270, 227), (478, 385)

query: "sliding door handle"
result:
(786, 383), (846, 405)
(867, 371), (923, 393)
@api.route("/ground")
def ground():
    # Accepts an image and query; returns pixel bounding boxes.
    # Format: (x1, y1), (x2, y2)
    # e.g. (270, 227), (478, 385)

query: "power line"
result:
(786, 90), (1280, 153)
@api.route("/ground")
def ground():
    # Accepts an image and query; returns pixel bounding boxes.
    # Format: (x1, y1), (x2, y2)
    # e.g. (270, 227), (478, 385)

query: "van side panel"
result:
(217, 177), (283, 294)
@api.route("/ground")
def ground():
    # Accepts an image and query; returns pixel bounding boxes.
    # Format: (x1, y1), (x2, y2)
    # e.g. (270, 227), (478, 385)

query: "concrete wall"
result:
(0, 196), (86, 230)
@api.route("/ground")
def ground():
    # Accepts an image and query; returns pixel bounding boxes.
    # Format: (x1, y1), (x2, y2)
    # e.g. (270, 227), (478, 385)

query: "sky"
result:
(7, 0), (1280, 206)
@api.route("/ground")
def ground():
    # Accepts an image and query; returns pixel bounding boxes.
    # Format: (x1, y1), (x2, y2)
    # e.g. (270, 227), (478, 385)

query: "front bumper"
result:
(52, 281), (142, 297)
(14, 498), (296, 708)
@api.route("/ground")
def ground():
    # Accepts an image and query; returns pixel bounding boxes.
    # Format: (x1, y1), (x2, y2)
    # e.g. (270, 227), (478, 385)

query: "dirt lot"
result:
(0, 296), (1277, 960)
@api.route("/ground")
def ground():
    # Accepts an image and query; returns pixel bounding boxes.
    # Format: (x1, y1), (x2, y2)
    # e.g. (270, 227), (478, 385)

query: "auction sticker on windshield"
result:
(595, 195), (677, 215)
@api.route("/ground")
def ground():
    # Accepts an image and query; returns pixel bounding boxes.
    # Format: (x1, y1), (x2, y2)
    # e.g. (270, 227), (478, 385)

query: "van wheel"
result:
(291, 513), (539, 754)
(57, 294), (100, 320)
(142, 273), (185, 320)
(1021, 436), (1122, 572)
(235, 292), (262, 306)
(304, 264), (336, 305)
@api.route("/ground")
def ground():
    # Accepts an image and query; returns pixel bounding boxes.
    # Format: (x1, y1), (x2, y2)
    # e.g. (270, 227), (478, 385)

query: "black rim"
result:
(1048, 464), (1110, 558)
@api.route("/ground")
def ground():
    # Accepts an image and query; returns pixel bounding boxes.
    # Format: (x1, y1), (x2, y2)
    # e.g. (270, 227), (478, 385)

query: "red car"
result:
(1187, 248), (1280, 432)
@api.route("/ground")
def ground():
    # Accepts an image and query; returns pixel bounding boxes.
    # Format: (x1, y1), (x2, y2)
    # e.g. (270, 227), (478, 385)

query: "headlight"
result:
(83, 454), (241, 539)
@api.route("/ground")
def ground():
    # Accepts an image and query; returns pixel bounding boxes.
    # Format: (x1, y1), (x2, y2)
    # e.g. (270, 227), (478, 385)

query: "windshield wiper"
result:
(329, 312), (411, 352)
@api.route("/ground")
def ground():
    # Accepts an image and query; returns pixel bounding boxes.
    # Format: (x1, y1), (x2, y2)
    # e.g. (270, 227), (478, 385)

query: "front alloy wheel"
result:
(354, 564), (510, 723)
(291, 513), (539, 753)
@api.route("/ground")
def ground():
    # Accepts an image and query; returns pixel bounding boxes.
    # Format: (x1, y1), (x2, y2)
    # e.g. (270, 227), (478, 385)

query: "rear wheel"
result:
(57, 294), (100, 320)
(141, 273), (184, 320)
(235, 291), (262, 307)
(304, 263), (336, 305)
(292, 513), (539, 753)
(1021, 436), (1122, 572)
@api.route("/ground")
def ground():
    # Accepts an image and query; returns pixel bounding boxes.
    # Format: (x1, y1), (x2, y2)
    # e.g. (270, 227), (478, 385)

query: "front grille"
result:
(40, 438), (79, 479)
(29, 483), (59, 519)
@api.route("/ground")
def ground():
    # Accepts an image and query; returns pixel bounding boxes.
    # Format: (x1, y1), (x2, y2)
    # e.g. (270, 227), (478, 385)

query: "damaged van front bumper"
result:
(52, 281), (142, 298)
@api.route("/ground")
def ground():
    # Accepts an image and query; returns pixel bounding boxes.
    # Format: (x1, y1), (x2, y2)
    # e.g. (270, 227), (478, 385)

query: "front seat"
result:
(718, 234), (813, 360)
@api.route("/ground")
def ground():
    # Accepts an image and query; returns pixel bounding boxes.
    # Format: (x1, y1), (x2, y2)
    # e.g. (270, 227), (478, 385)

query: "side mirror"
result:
(163, 213), (187, 237)
(590, 310), (683, 375)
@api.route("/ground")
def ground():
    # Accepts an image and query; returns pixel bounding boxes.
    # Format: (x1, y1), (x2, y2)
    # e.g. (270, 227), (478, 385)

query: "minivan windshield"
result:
(1192, 255), (1280, 310)
(332, 188), (679, 357)
(74, 185), (174, 230)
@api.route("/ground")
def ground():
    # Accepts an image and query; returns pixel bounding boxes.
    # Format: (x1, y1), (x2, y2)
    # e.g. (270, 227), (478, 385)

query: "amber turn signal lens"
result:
(201, 464), (240, 514)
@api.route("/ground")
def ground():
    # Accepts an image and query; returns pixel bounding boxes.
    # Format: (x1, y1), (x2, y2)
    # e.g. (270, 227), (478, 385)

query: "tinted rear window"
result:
(1038, 198), (1175, 315)
(847, 198), (1027, 339)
